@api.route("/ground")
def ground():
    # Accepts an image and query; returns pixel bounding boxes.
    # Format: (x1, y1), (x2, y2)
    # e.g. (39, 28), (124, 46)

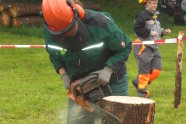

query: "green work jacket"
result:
(44, 10), (132, 81)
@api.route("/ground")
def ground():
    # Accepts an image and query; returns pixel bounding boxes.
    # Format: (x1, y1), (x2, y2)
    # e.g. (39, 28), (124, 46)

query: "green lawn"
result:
(0, 0), (186, 123)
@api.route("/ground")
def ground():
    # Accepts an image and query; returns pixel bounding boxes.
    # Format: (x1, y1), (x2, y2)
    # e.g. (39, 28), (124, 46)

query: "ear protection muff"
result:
(66, 0), (78, 15)
(67, 0), (85, 20)
(74, 4), (85, 20)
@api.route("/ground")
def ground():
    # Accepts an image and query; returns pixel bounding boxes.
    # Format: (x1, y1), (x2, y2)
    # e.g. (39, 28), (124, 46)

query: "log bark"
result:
(174, 32), (184, 108)
(101, 96), (155, 124)
(1, 11), (11, 26)
(9, 4), (41, 17)
(12, 16), (42, 27)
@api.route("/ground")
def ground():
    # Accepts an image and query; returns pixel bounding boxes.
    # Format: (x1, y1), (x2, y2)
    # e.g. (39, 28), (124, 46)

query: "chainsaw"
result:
(67, 73), (121, 124)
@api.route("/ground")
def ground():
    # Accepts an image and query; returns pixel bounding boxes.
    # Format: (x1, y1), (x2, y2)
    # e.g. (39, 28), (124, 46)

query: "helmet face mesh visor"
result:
(44, 15), (77, 36)
(49, 17), (89, 52)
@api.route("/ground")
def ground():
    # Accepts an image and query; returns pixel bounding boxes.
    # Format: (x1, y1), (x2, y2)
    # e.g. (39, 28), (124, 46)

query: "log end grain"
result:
(103, 96), (155, 104)
(1, 11), (11, 26)
(9, 7), (18, 17)
(12, 18), (20, 27)
(0, 3), (4, 12)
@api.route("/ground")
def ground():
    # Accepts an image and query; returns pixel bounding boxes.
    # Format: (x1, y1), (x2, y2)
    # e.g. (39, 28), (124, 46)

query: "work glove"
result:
(61, 73), (71, 89)
(98, 66), (113, 86)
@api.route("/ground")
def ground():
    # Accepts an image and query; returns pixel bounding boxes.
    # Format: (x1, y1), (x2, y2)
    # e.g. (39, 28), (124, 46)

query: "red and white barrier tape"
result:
(0, 45), (46, 48)
(132, 36), (186, 46)
(0, 36), (185, 48)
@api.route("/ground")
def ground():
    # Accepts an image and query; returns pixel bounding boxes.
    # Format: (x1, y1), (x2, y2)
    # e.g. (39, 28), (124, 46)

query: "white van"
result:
(174, 0), (186, 24)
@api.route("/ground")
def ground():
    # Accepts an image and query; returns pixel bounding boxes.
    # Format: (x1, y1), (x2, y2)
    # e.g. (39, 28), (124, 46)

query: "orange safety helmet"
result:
(42, 0), (85, 32)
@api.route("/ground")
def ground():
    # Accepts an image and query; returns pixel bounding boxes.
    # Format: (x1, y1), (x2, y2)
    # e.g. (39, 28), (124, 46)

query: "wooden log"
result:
(0, 3), (19, 12)
(0, 3), (39, 12)
(12, 16), (43, 27)
(83, 2), (101, 11)
(174, 32), (184, 108)
(9, 4), (41, 17)
(1, 11), (11, 26)
(101, 96), (155, 124)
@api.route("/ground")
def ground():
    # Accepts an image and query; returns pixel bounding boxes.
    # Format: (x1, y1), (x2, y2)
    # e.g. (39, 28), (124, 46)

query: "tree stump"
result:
(9, 4), (41, 17)
(12, 16), (43, 27)
(1, 11), (11, 26)
(101, 96), (155, 124)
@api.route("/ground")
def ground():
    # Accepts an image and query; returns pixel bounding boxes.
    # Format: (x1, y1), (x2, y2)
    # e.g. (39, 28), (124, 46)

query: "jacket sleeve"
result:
(44, 29), (65, 73)
(105, 23), (132, 68)
(134, 12), (150, 39)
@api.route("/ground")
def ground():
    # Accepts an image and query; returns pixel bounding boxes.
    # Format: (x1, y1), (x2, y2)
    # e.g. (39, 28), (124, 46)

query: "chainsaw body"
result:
(68, 73), (112, 112)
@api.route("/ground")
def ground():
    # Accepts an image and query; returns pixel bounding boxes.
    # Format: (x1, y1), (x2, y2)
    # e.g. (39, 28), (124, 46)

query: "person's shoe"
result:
(148, 81), (151, 85)
(138, 89), (150, 98)
(132, 78), (138, 89)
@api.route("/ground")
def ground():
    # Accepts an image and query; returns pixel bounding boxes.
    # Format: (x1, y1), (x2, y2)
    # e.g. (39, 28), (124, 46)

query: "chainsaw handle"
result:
(73, 74), (98, 97)
(72, 73), (113, 97)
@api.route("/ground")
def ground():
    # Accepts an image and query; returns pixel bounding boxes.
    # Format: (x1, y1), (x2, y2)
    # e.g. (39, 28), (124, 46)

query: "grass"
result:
(0, 0), (186, 123)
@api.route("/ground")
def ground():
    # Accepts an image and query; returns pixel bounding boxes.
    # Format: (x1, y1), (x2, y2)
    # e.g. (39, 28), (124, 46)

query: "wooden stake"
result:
(12, 16), (43, 27)
(101, 96), (155, 124)
(174, 32), (184, 108)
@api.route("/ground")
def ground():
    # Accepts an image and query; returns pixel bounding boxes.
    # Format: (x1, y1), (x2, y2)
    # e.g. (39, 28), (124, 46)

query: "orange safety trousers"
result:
(138, 70), (161, 89)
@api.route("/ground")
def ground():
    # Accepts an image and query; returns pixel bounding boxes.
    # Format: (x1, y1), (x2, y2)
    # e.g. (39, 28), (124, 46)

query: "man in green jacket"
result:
(42, 0), (131, 123)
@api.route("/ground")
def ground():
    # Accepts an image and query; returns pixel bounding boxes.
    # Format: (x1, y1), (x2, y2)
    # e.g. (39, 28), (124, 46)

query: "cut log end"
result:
(102, 96), (155, 124)
(0, 3), (3, 12)
(9, 7), (18, 18)
(12, 18), (19, 27)
(103, 96), (155, 104)
(1, 11), (11, 26)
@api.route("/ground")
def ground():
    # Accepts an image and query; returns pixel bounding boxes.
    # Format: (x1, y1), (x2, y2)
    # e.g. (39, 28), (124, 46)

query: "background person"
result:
(133, 0), (171, 98)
